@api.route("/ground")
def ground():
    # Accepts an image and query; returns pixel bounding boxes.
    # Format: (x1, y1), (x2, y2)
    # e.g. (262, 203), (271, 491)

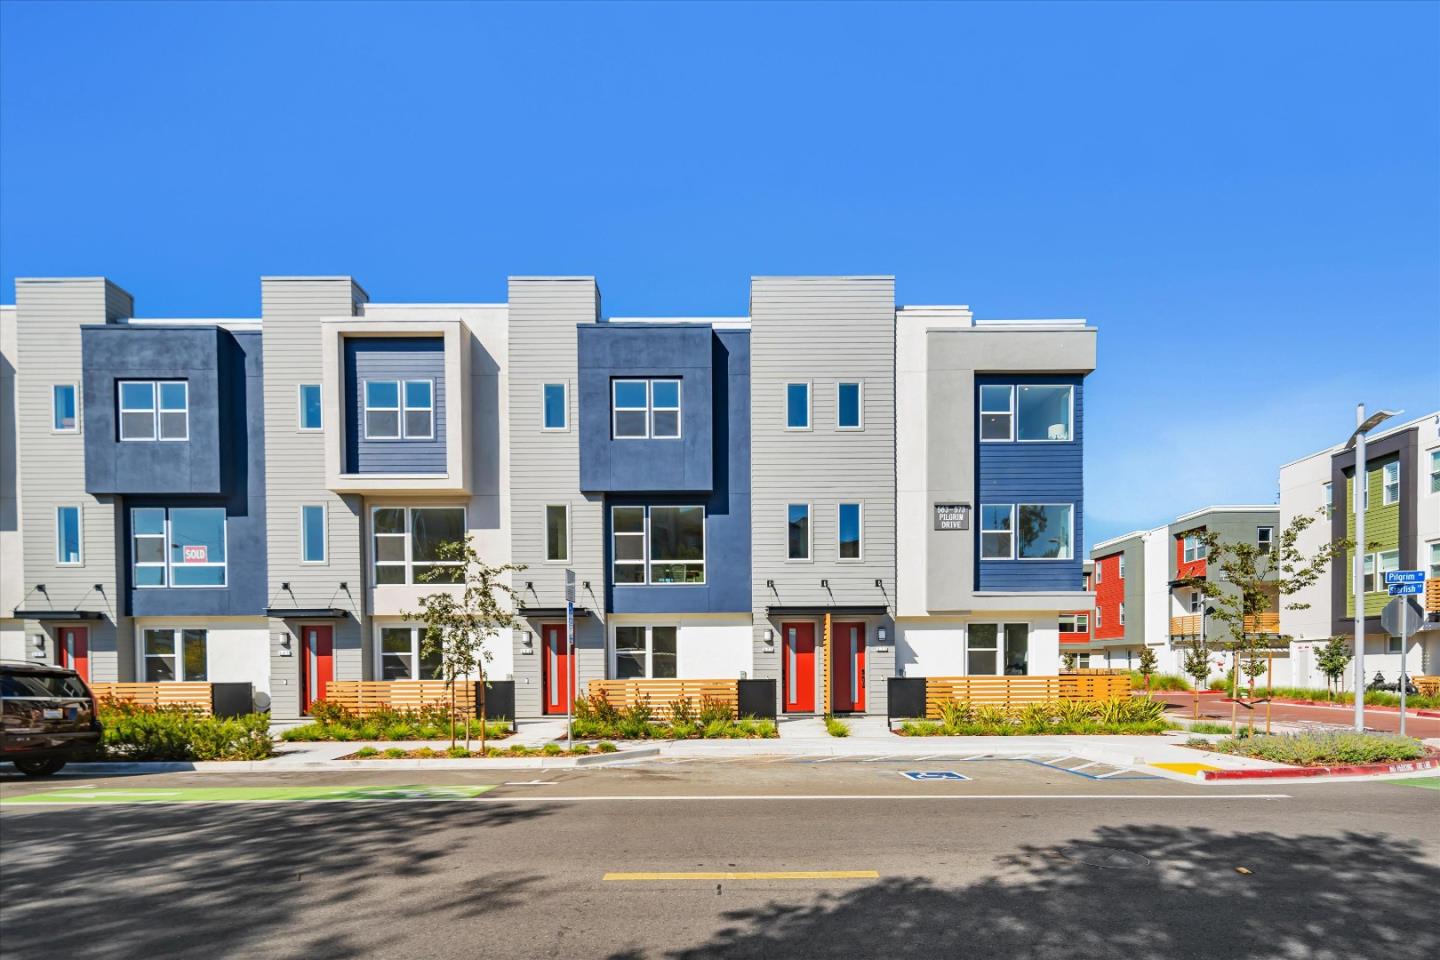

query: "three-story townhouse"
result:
(895, 308), (1096, 682)
(1, 304), (23, 660)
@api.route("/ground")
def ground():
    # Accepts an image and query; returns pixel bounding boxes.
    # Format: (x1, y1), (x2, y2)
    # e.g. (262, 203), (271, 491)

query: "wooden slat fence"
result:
(325, 681), (477, 718)
(923, 674), (1131, 718)
(90, 682), (214, 715)
(587, 679), (739, 720)
(1060, 668), (1131, 676)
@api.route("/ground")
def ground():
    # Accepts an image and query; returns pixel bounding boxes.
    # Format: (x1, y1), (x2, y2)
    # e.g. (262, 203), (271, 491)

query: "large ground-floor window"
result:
(613, 625), (678, 679)
(141, 628), (208, 681)
(378, 626), (444, 680)
(966, 623), (1029, 676)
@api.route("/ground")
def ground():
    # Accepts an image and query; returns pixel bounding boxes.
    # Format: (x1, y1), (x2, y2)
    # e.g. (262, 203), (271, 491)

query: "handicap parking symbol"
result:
(900, 771), (970, 782)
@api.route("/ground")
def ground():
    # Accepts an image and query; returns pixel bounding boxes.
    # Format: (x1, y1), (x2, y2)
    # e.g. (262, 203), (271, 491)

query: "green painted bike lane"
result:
(1, 784), (495, 805)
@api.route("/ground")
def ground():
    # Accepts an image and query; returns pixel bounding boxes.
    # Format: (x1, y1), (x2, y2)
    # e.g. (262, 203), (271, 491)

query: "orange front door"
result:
(58, 627), (89, 683)
(301, 625), (333, 714)
(831, 621), (866, 713)
(782, 622), (816, 713)
(541, 623), (572, 715)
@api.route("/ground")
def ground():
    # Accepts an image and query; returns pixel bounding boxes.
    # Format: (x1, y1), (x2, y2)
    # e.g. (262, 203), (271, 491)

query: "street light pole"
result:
(1352, 404), (1367, 733)
(1346, 404), (1401, 732)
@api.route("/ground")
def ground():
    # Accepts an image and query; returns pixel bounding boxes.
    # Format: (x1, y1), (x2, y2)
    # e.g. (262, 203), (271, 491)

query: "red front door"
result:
(541, 623), (573, 715)
(782, 622), (816, 713)
(58, 627), (89, 683)
(831, 621), (866, 713)
(301, 625), (333, 714)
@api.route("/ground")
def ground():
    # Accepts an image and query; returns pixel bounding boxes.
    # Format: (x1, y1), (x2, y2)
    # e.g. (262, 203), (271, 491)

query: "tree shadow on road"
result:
(637, 824), (1440, 960)
(0, 800), (552, 960)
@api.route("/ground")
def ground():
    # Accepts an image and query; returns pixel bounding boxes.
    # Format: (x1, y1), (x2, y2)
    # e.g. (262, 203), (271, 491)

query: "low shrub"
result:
(279, 714), (510, 743)
(597, 741), (618, 753)
(98, 701), (273, 761)
(383, 747), (406, 759)
(1205, 731), (1426, 766)
(1129, 672), (1192, 692)
(824, 715), (851, 738)
(542, 743), (563, 756)
(447, 745), (469, 758)
(354, 746), (379, 758)
(896, 697), (1175, 736)
(571, 743), (591, 755)
(1186, 721), (1235, 735)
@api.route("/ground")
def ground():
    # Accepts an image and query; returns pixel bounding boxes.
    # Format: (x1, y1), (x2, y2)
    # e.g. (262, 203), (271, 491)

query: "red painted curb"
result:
(1199, 758), (1440, 781)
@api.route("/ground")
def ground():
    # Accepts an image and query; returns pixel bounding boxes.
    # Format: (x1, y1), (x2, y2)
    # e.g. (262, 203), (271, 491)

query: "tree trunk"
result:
(479, 677), (487, 755)
(450, 678), (457, 749)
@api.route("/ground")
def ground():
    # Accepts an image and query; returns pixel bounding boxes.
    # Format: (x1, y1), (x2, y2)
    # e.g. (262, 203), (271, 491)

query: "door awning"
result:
(265, 608), (351, 619)
(12, 610), (105, 621)
(518, 607), (593, 619)
(765, 605), (889, 618)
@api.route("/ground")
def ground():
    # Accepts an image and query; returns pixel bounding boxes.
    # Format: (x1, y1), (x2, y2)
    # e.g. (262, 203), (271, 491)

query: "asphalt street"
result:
(1, 760), (1437, 960)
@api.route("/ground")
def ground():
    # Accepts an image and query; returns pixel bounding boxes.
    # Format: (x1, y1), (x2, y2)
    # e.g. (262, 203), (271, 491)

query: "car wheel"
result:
(14, 757), (67, 777)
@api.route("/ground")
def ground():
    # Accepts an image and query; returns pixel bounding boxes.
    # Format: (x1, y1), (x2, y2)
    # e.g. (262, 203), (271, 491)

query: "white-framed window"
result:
(1183, 534), (1208, 564)
(1058, 613), (1089, 633)
(1257, 526), (1274, 554)
(545, 504), (569, 562)
(612, 379), (681, 439)
(298, 384), (323, 431)
(787, 503), (811, 561)
(379, 625), (443, 680)
(980, 504), (1014, 559)
(836, 381), (862, 430)
(979, 384), (1013, 441)
(967, 623), (1030, 676)
(52, 384), (79, 432)
(1430, 450), (1440, 494)
(613, 625), (678, 679)
(609, 505), (705, 585)
(131, 507), (227, 587)
(838, 503), (862, 560)
(1382, 461), (1400, 506)
(363, 379), (434, 440)
(119, 380), (188, 441)
(542, 382), (567, 431)
(1361, 549), (1399, 593)
(1118, 554), (1126, 578)
(301, 504), (327, 564)
(1324, 481), (1334, 518)
(56, 505), (82, 566)
(1017, 504), (1073, 560)
(1119, 602), (1126, 626)
(785, 382), (811, 430)
(141, 628), (207, 682)
(1427, 541), (1440, 580)
(1094, 561), (1102, 584)
(1095, 608), (1102, 629)
(1189, 590), (1202, 614)
(1016, 384), (1073, 442)
(372, 506), (465, 585)
(1357, 469), (1369, 510)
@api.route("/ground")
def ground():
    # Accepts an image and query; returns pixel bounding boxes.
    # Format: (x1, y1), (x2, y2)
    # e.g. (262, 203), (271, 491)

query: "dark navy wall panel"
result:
(976, 374), (1085, 592)
(82, 326), (224, 495)
(127, 329), (268, 617)
(578, 323), (714, 493)
(608, 328), (750, 613)
(344, 337), (446, 474)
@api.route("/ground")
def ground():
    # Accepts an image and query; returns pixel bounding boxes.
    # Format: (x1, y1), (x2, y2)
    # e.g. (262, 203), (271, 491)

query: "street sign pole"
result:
(1381, 578), (1424, 739)
(1353, 406), (1366, 732)
(565, 569), (576, 751)
(1398, 601), (1407, 738)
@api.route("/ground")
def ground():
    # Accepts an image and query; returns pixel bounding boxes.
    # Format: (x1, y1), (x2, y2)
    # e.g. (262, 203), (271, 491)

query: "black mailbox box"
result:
(477, 680), (515, 730)
(887, 677), (927, 721)
(211, 682), (255, 719)
(737, 679), (777, 720)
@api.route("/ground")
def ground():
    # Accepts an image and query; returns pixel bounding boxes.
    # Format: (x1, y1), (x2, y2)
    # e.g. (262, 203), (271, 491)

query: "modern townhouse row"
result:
(0, 275), (1097, 719)
(1076, 415), (1440, 687)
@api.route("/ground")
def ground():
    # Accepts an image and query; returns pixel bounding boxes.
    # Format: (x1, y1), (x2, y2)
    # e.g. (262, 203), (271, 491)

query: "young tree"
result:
(1137, 645), (1159, 697)
(1316, 636), (1353, 702)
(403, 536), (525, 752)
(1061, 652), (1079, 672)
(1180, 641), (1213, 718)
(1177, 511), (1350, 730)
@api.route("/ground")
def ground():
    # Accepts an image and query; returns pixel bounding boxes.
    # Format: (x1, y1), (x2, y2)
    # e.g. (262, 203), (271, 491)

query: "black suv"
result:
(1, 661), (102, 776)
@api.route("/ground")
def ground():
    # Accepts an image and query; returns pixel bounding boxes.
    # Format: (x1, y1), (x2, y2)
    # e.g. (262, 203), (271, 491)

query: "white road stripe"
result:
(467, 793), (1292, 802)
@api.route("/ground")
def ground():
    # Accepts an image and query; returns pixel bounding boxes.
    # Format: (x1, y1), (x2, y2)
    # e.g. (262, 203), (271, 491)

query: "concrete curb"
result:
(1198, 757), (1440, 781)
(52, 746), (660, 774)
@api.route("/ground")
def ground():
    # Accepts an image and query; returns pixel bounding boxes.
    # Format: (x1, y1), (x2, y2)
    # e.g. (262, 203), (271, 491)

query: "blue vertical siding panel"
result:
(343, 337), (446, 474)
(976, 375), (1084, 592)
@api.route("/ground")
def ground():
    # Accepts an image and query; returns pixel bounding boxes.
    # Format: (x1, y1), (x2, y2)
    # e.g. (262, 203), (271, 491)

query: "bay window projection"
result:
(373, 507), (465, 584)
(132, 507), (227, 586)
(380, 626), (443, 680)
(613, 379), (681, 439)
(364, 380), (433, 440)
(142, 628), (207, 682)
(119, 380), (189, 441)
(611, 506), (705, 584)
(613, 625), (678, 679)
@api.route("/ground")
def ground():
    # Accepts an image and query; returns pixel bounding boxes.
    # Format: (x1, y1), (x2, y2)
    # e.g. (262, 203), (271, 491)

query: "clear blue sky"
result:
(3, 1), (1437, 548)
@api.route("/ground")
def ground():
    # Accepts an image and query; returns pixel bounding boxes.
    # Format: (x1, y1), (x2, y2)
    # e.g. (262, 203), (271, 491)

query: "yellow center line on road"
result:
(604, 871), (879, 881)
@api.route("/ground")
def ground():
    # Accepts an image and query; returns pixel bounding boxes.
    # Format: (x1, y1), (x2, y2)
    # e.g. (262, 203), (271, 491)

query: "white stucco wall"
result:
(1279, 447), (1334, 643)
(133, 617), (270, 695)
(676, 619), (753, 678)
(896, 617), (1060, 677)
